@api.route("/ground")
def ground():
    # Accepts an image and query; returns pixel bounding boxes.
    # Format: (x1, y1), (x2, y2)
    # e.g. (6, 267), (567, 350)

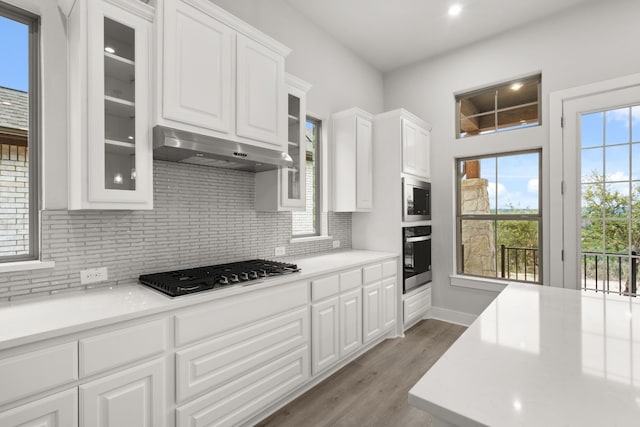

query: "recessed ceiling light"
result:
(128, 135), (134, 140)
(448, 4), (463, 17)
(1, 101), (10, 106)
(511, 82), (524, 91)
(104, 46), (115, 54)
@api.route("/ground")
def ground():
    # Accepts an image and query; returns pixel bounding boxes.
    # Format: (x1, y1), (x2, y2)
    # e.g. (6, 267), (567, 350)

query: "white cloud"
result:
(527, 178), (538, 193)
(487, 182), (506, 199)
(606, 170), (630, 182)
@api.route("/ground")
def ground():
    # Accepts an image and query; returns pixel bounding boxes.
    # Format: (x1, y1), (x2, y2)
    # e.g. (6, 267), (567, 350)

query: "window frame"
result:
(455, 74), (542, 139)
(291, 115), (322, 238)
(455, 149), (543, 284)
(0, 1), (40, 263)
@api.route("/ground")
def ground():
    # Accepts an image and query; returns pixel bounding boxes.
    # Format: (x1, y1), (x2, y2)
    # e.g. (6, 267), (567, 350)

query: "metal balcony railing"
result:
(581, 251), (638, 296)
(500, 245), (539, 283)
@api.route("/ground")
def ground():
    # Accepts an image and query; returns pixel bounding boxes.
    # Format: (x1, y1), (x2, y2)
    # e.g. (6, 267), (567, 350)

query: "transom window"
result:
(456, 150), (542, 284)
(456, 74), (541, 138)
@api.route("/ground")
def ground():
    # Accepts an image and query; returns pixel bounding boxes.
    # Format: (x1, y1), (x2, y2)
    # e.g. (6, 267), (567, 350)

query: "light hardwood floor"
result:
(257, 319), (466, 427)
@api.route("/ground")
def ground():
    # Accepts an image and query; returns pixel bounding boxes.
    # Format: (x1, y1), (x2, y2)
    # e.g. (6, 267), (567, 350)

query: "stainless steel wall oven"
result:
(403, 226), (432, 293)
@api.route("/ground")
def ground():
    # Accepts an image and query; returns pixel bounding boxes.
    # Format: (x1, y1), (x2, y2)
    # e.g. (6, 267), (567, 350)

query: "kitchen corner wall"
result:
(0, 160), (351, 302)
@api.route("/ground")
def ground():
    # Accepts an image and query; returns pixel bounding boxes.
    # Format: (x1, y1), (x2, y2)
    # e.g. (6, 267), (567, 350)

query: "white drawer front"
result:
(362, 264), (382, 285)
(403, 287), (432, 325)
(176, 308), (308, 403)
(175, 281), (306, 347)
(79, 319), (167, 377)
(339, 269), (362, 292)
(382, 260), (397, 278)
(176, 346), (309, 427)
(311, 274), (339, 301)
(0, 342), (78, 406)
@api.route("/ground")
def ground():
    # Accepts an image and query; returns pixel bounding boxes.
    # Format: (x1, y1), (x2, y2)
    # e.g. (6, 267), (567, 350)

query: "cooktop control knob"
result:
(249, 271), (259, 279)
(219, 276), (229, 285)
(240, 272), (249, 281)
(259, 269), (268, 277)
(230, 274), (239, 283)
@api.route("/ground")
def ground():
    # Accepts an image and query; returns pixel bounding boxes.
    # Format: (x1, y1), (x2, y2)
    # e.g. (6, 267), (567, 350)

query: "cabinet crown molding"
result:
(285, 73), (312, 93)
(374, 108), (432, 131)
(331, 107), (374, 121)
(60, 0), (155, 20)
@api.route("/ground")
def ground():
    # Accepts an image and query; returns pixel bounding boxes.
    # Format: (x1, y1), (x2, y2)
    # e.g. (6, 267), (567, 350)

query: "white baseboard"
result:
(428, 306), (477, 327)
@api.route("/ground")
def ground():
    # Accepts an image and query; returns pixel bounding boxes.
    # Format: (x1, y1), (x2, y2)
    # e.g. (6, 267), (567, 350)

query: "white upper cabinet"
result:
(333, 108), (374, 212)
(255, 73), (312, 211)
(402, 117), (431, 180)
(162, 0), (233, 133)
(67, 0), (154, 210)
(157, 0), (291, 151)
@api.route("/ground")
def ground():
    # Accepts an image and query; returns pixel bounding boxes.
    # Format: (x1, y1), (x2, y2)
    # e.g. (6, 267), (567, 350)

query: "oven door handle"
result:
(405, 236), (431, 243)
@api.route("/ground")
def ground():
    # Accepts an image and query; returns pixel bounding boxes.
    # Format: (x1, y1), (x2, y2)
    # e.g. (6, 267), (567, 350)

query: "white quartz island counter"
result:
(409, 283), (640, 427)
(0, 249), (396, 350)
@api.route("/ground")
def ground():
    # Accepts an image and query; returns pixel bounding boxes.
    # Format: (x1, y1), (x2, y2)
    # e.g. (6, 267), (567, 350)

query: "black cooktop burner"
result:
(138, 259), (300, 297)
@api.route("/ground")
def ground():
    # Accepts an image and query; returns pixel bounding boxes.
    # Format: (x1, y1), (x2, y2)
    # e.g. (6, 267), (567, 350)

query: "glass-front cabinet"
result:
(255, 73), (311, 211)
(68, 0), (154, 209)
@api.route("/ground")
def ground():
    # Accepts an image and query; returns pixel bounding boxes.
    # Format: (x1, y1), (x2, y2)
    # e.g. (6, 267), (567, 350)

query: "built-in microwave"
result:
(402, 177), (431, 221)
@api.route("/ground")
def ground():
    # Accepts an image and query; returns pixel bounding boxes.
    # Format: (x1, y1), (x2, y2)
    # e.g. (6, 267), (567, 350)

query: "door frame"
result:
(549, 73), (640, 288)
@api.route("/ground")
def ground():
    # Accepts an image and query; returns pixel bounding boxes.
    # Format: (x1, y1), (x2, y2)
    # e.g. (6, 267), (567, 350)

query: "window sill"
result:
(449, 274), (510, 293)
(290, 235), (333, 244)
(0, 260), (56, 274)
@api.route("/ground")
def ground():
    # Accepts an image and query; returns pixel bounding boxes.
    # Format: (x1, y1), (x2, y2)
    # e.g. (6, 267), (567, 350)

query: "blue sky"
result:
(0, 15), (29, 92)
(478, 152), (540, 212)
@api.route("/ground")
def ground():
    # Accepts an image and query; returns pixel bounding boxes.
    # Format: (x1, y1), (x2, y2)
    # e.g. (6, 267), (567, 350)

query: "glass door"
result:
(281, 76), (308, 209)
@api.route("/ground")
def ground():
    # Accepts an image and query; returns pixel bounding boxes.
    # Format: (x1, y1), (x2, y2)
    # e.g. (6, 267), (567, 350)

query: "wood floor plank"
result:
(256, 319), (466, 427)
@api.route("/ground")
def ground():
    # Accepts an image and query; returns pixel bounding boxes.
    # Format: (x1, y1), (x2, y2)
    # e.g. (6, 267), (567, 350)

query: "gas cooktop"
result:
(138, 259), (300, 297)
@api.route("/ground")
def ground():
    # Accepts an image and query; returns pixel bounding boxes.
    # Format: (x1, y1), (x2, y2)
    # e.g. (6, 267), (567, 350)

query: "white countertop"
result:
(409, 283), (640, 427)
(0, 249), (397, 351)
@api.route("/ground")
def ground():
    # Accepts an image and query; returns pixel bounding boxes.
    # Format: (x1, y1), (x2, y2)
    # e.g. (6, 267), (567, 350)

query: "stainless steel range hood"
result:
(152, 126), (293, 172)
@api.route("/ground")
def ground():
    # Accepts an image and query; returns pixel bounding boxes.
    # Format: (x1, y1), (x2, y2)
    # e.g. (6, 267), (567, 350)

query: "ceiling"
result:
(284, 0), (600, 72)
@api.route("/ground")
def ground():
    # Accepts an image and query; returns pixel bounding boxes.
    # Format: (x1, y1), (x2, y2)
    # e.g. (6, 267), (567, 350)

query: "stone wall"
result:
(460, 178), (496, 277)
(0, 144), (29, 257)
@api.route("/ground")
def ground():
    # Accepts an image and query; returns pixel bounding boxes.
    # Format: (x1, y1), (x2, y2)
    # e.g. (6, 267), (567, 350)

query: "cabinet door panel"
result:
(311, 298), (339, 375)
(417, 126), (430, 179)
(339, 289), (362, 358)
(0, 389), (77, 427)
(163, 0), (233, 133)
(236, 33), (286, 148)
(382, 277), (397, 331)
(363, 282), (382, 343)
(355, 116), (373, 210)
(402, 119), (418, 176)
(80, 359), (165, 427)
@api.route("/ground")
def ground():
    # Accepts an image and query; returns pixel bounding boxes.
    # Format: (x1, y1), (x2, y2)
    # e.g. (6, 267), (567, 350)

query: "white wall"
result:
(5, 0), (68, 210)
(210, 0), (384, 118)
(383, 0), (640, 316)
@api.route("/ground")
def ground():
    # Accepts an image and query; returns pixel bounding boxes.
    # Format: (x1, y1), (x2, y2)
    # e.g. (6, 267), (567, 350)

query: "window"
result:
(456, 74), (541, 138)
(456, 150), (542, 284)
(292, 116), (321, 236)
(0, 2), (39, 262)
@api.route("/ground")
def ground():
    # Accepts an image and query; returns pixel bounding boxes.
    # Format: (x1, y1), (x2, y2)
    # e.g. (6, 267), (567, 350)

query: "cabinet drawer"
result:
(311, 274), (339, 301)
(175, 281), (306, 347)
(0, 388), (77, 427)
(176, 346), (309, 427)
(382, 260), (397, 278)
(362, 264), (382, 285)
(79, 319), (167, 377)
(0, 342), (78, 406)
(339, 269), (362, 291)
(176, 308), (308, 403)
(403, 286), (432, 325)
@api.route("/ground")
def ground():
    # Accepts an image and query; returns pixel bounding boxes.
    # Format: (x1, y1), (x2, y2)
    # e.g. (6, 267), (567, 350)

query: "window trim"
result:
(455, 149), (543, 285)
(292, 114), (323, 238)
(0, 2), (40, 263)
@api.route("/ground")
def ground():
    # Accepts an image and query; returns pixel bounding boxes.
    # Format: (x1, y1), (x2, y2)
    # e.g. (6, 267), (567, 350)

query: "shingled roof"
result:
(0, 86), (28, 131)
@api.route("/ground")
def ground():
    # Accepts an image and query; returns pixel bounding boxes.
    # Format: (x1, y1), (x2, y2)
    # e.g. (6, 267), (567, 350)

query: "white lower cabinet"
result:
(382, 277), (397, 331)
(363, 282), (383, 343)
(403, 285), (432, 328)
(311, 297), (340, 375)
(79, 358), (165, 427)
(0, 389), (77, 427)
(339, 289), (362, 358)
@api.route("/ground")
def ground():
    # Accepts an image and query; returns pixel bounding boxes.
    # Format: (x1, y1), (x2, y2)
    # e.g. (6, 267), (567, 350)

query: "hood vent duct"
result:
(152, 126), (293, 172)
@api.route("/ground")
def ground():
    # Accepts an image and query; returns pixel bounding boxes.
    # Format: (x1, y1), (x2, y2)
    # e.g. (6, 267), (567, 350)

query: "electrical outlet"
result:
(80, 267), (108, 285)
(333, 240), (341, 249)
(275, 246), (286, 256)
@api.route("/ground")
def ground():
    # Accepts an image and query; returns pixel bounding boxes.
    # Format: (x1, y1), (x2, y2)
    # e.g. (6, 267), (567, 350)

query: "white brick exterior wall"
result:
(0, 160), (352, 301)
(0, 144), (29, 257)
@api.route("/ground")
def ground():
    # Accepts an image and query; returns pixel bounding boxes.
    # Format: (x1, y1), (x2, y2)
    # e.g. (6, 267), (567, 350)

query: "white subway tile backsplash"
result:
(0, 160), (351, 301)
